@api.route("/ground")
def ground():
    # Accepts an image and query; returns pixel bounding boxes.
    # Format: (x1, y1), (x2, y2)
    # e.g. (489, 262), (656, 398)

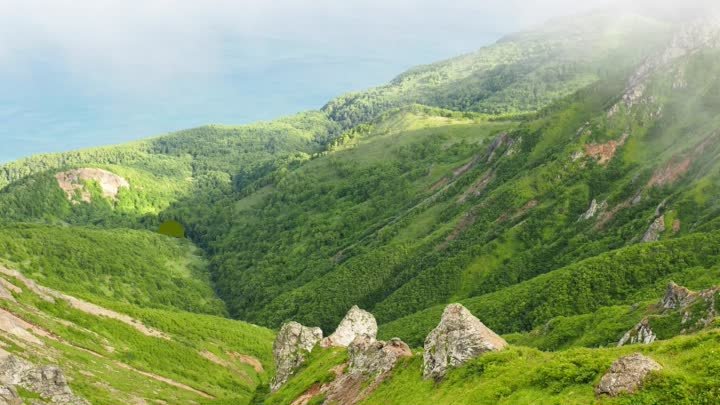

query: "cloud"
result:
(0, 0), (616, 89)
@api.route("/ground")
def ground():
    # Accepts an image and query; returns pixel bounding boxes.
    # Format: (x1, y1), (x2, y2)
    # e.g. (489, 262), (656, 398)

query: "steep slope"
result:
(323, 12), (671, 127)
(0, 227), (274, 404)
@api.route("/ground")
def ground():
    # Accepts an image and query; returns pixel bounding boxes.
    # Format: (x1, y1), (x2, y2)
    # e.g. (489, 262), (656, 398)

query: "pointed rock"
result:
(321, 306), (377, 348)
(423, 304), (507, 380)
(618, 318), (656, 346)
(270, 322), (323, 392)
(661, 282), (694, 310)
(596, 353), (662, 397)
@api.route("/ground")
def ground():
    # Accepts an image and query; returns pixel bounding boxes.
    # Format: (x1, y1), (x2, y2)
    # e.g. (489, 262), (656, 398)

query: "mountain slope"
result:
(2, 6), (720, 405)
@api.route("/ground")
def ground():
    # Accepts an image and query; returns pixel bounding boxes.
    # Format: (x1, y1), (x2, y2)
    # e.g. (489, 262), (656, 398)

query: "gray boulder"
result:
(348, 336), (412, 376)
(270, 321), (323, 392)
(423, 304), (507, 380)
(321, 306), (377, 348)
(596, 353), (662, 397)
(0, 353), (88, 405)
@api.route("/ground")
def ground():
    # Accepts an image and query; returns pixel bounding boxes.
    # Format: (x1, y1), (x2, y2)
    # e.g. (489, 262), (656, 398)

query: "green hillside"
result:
(2, 6), (720, 405)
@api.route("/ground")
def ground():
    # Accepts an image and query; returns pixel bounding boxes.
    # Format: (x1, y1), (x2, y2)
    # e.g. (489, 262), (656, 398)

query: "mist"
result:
(0, 0), (712, 162)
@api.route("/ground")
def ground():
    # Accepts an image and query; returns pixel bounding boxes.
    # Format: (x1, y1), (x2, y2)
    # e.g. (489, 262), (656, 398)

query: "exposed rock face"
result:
(0, 352), (88, 405)
(661, 282), (695, 310)
(641, 215), (665, 242)
(596, 353), (662, 397)
(319, 336), (412, 405)
(580, 199), (607, 221)
(0, 385), (20, 405)
(423, 304), (507, 380)
(619, 282), (719, 346)
(55, 168), (129, 203)
(348, 336), (412, 376)
(321, 306), (377, 348)
(618, 318), (656, 346)
(270, 322), (323, 392)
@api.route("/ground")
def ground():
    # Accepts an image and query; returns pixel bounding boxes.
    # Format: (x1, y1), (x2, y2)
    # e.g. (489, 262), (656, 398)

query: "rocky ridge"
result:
(618, 282), (718, 347)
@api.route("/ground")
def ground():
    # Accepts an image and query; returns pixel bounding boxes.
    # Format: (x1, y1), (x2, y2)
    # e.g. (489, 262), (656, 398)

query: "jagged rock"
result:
(423, 304), (507, 380)
(618, 318), (656, 346)
(596, 353), (662, 397)
(319, 336), (411, 405)
(661, 282), (695, 310)
(641, 215), (665, 242)
(580, 199), (607, 221)
(348, 336), (412, 376)
(0, 353), (88, 405)
(321, 306), (377, 348)
(270, 322), (323, 392)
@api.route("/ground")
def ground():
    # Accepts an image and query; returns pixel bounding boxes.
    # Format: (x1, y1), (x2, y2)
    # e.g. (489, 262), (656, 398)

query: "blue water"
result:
(0, 35), (502, 163)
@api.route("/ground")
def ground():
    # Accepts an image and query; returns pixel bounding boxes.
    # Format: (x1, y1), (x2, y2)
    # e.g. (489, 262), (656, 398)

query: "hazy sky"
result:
(0, 0), (620, 162)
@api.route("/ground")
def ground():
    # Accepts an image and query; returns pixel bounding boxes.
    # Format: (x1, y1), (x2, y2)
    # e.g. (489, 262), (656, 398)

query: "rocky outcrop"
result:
(0, 352), (88, 405)
(661, 282), (695, 310)
(55, 168), (129, 203)
(318, 336), (412, 405)
(619, 282), (719, 346)
(618, 318), (656, 346)
(347, 336), (412, 376)
(579, 199), (607, 221)
(596, 353), (662, 397)
(641, 215), (665, 242)
(423, 304), (507, 380)
(321, 306), (377, 348)
(270, 322), (323, 392)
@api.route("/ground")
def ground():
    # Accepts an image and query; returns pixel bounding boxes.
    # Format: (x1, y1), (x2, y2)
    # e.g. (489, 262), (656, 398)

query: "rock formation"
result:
(596, 353), (662, 397)
(618, 318), (656, 346)
(618, 282), (719, 346)
(580, 199), (607, 221)
(55, 168), (129, 203)
(641, 215), (665, 242)
(321, 306), (377, 348)
(661, 282), (695, 309)
(270, 321), (323, 392)
(318, 335), (412, 405)
(423, 303), (507, 380)
(347, 336), (412, 376)
(0, 352), (88, 405)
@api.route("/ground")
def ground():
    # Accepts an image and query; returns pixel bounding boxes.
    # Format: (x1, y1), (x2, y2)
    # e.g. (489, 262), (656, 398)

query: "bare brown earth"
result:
(583, 133), (629, 165)
(55, 168), (129, 202)
(647, 158), (692, 188)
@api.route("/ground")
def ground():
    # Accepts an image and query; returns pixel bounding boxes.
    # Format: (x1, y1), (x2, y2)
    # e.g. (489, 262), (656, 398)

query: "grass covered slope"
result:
(0, 224), (226, 315)
(0, 224), (275, 404)
(269, 331), (720, 405)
